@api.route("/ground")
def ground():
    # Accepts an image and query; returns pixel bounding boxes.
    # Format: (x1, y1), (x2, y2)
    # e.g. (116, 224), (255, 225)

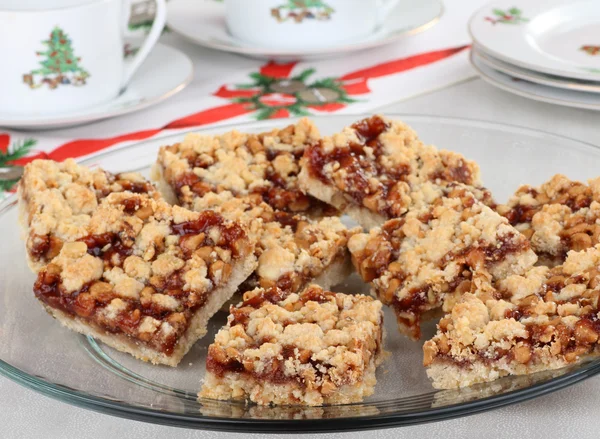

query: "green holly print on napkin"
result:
(233, 68), (356, 120)
(0, 137), (36, 193)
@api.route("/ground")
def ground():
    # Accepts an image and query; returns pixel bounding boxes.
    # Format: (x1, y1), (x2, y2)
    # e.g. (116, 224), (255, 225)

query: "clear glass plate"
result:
(2, 115), (600, 433)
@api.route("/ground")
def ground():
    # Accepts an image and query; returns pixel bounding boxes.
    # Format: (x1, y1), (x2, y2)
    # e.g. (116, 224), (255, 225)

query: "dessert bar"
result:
(19, 159), (156, 272)
(349, 187), (537, 339)
(153, 119), (330, 215)
(299, 115), (488, 229)
(200, 284), (384, 406)
(192, 191), (357, 294)
(33, 192), (257, 366)
(424, 245), (600, 389)
(499, 174), (600, 264)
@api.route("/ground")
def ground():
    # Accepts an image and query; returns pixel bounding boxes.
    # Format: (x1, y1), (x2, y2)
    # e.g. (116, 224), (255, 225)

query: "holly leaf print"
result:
(0, 178), (20, 193)
(0, 138), (37, 167)
(255, 108), (277, 120)
(293, 68), (316, 82)
(288, 107), (311, 117)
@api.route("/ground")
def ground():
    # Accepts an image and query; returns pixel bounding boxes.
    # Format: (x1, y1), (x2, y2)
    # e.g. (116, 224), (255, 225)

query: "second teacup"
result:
(225, 0), (401, 50)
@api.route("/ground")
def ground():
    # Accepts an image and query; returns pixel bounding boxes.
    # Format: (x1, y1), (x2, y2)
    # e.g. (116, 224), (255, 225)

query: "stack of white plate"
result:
(469, 0), (600, 111)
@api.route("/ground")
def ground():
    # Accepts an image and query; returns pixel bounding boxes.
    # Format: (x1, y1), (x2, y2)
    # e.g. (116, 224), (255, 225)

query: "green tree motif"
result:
(33, 27), (88, 77)
(24, 27), (89, 89)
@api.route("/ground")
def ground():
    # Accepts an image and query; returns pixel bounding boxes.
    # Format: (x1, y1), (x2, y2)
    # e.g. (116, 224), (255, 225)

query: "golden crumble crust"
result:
(349, 187), (536, 339)
(20, 159), (157, 270)
(33, 192), (257, 362)
(155, 119), (329, 214)
(424, 245), (600, 389)
(499, 174), (600, 263)
(299, 115), (490, 224)
(193, 191), (359, 294)
(200, 284), (384, 406)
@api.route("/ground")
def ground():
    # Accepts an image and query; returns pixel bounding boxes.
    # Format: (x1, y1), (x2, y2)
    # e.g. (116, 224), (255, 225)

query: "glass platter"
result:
(2, 114), (600, 433)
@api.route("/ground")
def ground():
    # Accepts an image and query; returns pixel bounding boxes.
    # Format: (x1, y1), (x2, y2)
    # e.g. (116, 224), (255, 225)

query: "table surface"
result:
(2, 58), (600, 439)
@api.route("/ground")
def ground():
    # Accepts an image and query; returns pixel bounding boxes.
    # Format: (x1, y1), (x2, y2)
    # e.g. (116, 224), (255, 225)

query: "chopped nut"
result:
(513, 344), (531, 364)
(437, 334), (450, 354)
(571, 232), (592, 252)
(89, 282), (113, 301)
(182, 233), (206, 253)
(565, 346), (589, 362)
(574, 322), (599, 344)
(465, 249), (486, 270)
(135, 204), (154, 220)
(195, 246), (214, 262)
(383, 278), (401, 303)
(209, 260), (232, 283)
(423, 341), (437, 367)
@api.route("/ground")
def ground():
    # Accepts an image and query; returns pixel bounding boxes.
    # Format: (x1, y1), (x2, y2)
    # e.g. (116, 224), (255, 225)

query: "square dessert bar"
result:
(193, 191), (358, 294)
(200, 284), (384, 406)
(349, 187), (537, 340)
(299, 115), (490, 229)
(152, 118), (329, 214)
(19, 159), (157, 272)
(498, 174), (600, 264)
(424, 245), (600, 389)
(33, 192), (257, 366)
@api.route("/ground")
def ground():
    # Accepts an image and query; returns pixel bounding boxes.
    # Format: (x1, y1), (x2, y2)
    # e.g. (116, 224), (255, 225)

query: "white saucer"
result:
(473, 45), (600, 94)
(471, 49), (600, 111)
(0, 44), (193, 130)
(470, 0), (600, 82)
(166, 0), (443, 61)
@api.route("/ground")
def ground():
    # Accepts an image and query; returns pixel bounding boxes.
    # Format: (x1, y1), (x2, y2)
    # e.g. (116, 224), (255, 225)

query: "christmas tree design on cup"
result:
(271, 0), (335, 23)
(23, 27), (90, 90)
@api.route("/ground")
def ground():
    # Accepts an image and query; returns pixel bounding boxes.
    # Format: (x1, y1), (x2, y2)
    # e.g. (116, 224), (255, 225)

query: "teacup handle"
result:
(121, 0), (167, 91)
(376, 0), (401, 26)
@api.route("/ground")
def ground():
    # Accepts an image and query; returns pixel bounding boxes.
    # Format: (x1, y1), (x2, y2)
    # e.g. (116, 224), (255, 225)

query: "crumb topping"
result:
(499, 174), (600, 262)
(157, 119), (327, 214)
(192, 191), (358, 293)
(21, 159), (157, 267)
(301, 115), (487, 218)
(424, 245), (600, 387)
(205, 285), (383, 400)
(349, 187), (536, 339)
(33, 192), (255, 356)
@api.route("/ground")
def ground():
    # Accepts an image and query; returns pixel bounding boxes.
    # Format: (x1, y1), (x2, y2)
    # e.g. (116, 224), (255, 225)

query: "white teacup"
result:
(226, 0), (402, 50)
(0, 0), (166, 115)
